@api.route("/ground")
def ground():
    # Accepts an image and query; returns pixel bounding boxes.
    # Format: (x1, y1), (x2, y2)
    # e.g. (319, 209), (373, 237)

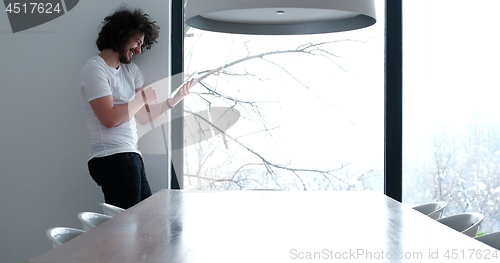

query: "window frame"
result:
(171, 0), (403, 200)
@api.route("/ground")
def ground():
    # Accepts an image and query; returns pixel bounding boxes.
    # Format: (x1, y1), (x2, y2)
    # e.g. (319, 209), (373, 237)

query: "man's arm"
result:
(90, 87), (157, 128)
(135, 79), (194, 126)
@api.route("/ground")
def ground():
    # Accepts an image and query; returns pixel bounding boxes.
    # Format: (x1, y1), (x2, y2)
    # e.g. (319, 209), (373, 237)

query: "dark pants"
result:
(88, 152), (152, 209)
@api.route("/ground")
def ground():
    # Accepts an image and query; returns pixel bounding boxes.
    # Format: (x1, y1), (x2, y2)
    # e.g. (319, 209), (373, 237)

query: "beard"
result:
(118, 48), (131, 64)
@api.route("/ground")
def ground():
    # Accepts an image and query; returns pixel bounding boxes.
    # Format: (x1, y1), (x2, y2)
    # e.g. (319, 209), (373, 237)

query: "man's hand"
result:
(138, 86), (158, 105)
(170, 78), (195, 106)
(134, 79), (194, 126)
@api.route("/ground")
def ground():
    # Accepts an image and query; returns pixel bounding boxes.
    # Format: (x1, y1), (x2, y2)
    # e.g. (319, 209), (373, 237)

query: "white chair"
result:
(46, 227), (85, 248)
(412, 201), (447, 219)
(437, 212), (484, 237)
(99, 202), (125, 217)
(474, 231), (500, 250)
(78, 212), (112, 231)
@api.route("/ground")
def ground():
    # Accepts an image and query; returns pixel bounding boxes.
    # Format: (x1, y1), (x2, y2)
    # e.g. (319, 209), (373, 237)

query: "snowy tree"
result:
(182, 28), (384, 191)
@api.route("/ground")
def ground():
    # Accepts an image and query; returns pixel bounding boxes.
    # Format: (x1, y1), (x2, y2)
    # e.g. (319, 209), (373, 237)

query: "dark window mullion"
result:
(170, 0), (184, 189)
(384, 0), (403, 202)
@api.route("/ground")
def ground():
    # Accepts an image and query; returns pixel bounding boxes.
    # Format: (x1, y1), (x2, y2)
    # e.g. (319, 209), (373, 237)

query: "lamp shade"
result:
(185, 0), (376, 35)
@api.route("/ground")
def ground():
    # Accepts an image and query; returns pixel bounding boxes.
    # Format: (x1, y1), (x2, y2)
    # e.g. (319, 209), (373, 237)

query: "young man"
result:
(79, 6), (193, 209)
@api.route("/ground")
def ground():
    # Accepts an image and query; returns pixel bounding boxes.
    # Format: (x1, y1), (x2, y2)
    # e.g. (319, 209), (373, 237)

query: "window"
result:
(182, 1), (385, 190)
(403, 0), (500, 232)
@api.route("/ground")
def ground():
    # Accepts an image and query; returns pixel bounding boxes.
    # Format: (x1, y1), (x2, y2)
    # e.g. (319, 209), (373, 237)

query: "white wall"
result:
(0, 1), (171, 262)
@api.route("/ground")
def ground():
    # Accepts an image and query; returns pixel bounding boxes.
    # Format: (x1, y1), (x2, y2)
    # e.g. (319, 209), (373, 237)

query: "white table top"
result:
(28, 190), (499, 262)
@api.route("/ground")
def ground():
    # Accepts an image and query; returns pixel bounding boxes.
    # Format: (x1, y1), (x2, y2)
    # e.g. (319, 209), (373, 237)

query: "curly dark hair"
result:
(96, 6), (160, 53)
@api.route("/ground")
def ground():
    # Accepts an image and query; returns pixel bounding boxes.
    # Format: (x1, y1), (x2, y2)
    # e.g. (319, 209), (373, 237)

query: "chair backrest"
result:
(413, 201), (447, 220)
(99, 202), (126, 217)
(78, 212), (113, 231)
(473, 231), (500, 250)
(46, 227), (85, 248)
(437, 212), (484, 237)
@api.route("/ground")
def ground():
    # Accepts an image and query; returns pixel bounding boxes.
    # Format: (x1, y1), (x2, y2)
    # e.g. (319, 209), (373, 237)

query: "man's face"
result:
(119, 32), (144, 64)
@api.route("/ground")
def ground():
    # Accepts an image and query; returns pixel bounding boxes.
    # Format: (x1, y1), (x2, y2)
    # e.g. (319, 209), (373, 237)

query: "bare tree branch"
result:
(185, 109), (354, 188)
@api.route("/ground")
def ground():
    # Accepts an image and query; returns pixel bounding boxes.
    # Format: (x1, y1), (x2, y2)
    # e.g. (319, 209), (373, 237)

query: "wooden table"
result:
(28, 190), (499, 262)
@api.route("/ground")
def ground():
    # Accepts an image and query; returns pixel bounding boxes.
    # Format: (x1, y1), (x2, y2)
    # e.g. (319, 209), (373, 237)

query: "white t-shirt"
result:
(79, 55), (145, 160)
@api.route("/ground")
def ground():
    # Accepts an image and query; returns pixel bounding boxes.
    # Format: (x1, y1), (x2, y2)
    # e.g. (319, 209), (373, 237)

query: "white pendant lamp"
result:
(185, 0), (376, 35)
